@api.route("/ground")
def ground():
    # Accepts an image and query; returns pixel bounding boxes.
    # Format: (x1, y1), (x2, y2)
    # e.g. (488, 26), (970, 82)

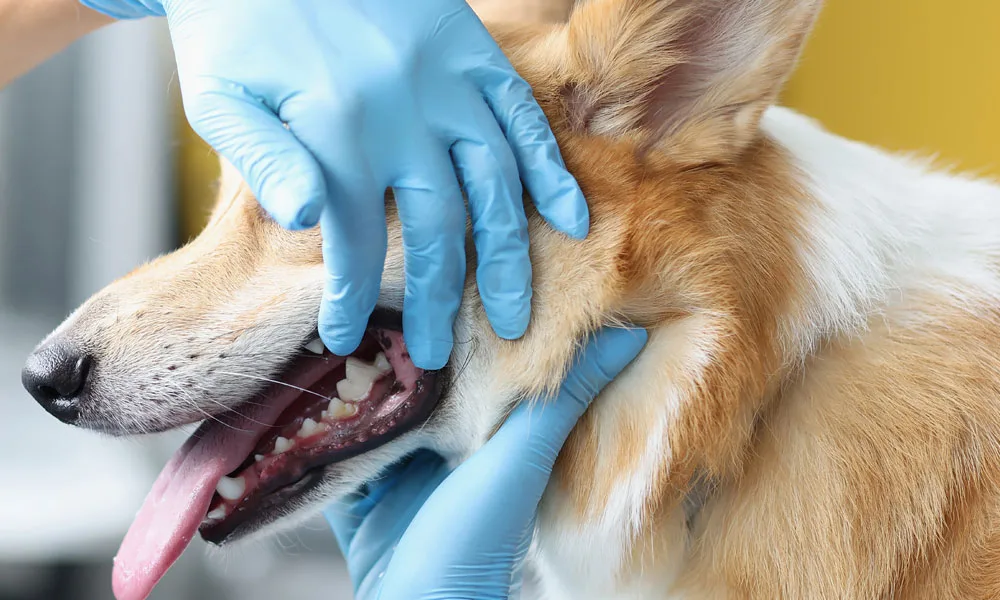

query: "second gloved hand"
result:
(80, 0), (590, 370)
(325, 326), (649, 599)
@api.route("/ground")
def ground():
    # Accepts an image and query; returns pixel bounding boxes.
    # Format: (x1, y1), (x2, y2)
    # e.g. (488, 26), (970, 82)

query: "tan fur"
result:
(39, 0), (1000, 597)
(681, 292), (1000, 598)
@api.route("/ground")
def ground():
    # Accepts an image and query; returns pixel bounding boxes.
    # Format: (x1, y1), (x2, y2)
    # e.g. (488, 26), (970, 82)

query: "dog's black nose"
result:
(22, 340), (93, 424)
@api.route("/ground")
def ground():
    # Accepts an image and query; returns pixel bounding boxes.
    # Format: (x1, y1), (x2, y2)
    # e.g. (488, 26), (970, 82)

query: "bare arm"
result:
(0, 0), (114, 89)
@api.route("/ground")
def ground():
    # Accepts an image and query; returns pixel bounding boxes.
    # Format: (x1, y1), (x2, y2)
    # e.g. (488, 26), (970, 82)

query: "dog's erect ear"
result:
(563, 0), (822, 163)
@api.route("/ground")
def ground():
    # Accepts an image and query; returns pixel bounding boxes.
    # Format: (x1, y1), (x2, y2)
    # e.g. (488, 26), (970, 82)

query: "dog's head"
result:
(22, 0), (820, 596)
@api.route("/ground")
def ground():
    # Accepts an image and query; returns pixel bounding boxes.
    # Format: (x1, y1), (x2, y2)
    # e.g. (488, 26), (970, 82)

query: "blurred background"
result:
(0, 1), (998, 599)
(0, 16), (353, 600)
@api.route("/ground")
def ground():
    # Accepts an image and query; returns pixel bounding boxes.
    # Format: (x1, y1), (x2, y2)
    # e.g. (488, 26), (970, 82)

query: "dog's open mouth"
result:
(111, 310), (441, 600)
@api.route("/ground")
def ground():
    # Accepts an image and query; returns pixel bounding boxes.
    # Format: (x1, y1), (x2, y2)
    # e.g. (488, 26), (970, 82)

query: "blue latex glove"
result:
(80, 0), (590, 370)
(323, 326), (648, 599)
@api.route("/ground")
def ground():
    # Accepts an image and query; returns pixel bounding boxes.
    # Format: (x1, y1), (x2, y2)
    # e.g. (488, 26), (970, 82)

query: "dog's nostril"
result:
(21, 341), (93, 425)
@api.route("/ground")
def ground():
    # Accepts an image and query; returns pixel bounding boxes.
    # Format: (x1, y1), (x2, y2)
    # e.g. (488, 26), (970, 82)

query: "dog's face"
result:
(22, 0), (822, 596)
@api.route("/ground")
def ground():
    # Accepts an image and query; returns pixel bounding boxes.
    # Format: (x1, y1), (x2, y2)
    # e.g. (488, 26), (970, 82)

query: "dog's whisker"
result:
(174, 384), (274, 427)
(171, 386), (260, 433)
(202, 399), (273, 429)
(215, 370), (338, 404)
(183, 381), (271, 408)
(217, 352), (329, 360)
(175, 388), (257, 433)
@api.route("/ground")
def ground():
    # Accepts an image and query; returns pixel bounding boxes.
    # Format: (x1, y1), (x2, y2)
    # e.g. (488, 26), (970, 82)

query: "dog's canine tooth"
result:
(216, 476), (245, 501)
(336, 378), (370, 403)
(298, 418), (319, 437)
(304, 338), (325, 355)
(338, 357), (379, 401)
(346, 356), (381, 383)
(272, 436), (293, 455)
(374, 352), (391, 374)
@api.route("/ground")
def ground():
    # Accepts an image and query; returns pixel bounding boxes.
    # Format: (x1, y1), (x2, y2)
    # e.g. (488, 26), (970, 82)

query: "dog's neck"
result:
(529, 105), (1000, 599)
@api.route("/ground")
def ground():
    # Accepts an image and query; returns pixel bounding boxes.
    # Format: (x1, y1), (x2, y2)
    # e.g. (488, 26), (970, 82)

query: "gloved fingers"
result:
(318, 194), (387, 356)
(526, 326), (649, 438)
(478, 71), (589, 240)
(392, 148), (468, 370)
(79, 0), (165, 19)
(180, 79), (327, 231)
(323, 451), (451, 589)
(273, 91), (390, 356)
(451, 129), (531, 340)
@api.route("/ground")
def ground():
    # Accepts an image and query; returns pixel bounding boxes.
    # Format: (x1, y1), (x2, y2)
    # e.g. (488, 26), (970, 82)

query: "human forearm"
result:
(0, 0), (113, 89)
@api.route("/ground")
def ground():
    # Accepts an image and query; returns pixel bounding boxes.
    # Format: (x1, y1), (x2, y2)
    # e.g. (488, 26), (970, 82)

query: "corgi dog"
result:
(22, 0), (1000, 598)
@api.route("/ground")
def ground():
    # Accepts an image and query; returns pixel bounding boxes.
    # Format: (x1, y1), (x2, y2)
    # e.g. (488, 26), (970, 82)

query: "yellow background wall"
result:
(782, 0), (1000, 176)
(176, 1), (1000, 241)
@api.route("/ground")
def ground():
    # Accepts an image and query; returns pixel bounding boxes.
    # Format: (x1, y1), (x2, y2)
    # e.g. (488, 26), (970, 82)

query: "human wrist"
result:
(0, 0), (115, 89)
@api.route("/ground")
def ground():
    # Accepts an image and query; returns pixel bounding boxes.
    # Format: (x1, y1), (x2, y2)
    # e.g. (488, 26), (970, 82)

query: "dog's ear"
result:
(562, 0), (822, 164)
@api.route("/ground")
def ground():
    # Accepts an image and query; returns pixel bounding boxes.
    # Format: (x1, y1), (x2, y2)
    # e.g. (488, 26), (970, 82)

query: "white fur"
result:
(766, 107), (1000, 367)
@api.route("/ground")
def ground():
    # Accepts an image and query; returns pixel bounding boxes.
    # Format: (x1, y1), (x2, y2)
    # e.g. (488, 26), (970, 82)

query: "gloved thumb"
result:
(558, 326), (650, 414)
(487, 326), (649, 468)
(180, 80), (327, 229)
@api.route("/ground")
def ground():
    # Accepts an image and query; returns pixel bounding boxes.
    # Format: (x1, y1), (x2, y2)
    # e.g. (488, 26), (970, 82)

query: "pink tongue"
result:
(111, 355), (346, 600)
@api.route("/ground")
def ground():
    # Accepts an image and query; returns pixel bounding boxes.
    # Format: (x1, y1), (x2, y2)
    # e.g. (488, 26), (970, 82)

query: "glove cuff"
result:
(80, 0), (166, 19)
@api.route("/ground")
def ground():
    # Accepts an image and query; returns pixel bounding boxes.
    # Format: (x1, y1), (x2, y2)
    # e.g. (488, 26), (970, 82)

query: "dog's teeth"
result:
(216, 476), (245, 501)
(337, 378), (371, 402)
(205, 506), (227, 521)
(322, 398), (358, 420)
(304, 338), (325, 355)
(320, 399), (336, 419)
(339, 357), (379, 401)
(254, 454), (265, 463)
(346, 356), (381, 383)
(374, 352), (391, 374)
(272, 436), (293, 454)
(298, 418), (319, 437)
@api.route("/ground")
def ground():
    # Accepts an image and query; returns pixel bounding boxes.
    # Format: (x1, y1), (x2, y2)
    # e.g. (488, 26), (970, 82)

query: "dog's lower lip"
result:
(197, 311), (443, 544)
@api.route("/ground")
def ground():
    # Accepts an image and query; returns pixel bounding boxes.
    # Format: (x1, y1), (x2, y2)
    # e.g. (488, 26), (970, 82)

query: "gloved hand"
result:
(80, 0), (589, 370)
(323, 326), (648, 599)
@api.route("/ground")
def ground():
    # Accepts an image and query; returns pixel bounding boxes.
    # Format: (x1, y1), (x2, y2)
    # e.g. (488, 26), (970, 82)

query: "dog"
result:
(21, 0), (1000, 597)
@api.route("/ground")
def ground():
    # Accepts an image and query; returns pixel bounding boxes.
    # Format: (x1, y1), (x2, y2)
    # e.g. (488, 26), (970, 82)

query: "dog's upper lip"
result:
(300, 306), (405, 349)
